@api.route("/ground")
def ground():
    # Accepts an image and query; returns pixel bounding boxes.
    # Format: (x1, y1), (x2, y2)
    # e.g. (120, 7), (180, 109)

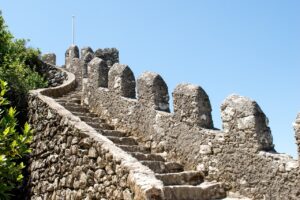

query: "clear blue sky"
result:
(1, 1), (299, 158)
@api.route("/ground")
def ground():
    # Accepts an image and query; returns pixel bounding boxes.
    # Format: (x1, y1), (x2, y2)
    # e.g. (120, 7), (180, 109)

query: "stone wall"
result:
(39, 54), (66, 87)
(64, 45), (300, 199)
(294, 113), (300, 164)
(65, 46), (119, 90)
(27, 64), (165, 200)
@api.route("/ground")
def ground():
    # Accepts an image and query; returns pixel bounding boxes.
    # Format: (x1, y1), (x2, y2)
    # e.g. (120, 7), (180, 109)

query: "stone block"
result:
(137, 71), (170, 112)
(173, 83), (213, 128)
(108, 63), (136, 98)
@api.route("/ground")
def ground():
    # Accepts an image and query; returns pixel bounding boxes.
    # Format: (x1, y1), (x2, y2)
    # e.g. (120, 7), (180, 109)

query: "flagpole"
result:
(72, 16), (75, 45)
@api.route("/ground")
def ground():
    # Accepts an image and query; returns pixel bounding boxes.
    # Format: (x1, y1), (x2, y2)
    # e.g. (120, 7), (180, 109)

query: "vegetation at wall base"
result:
(0, 80), (33, 199)
(0, 11), (47, 127)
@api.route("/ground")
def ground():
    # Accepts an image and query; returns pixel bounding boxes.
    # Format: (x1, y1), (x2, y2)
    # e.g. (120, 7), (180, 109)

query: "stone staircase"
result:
(55, 90), (229, 200)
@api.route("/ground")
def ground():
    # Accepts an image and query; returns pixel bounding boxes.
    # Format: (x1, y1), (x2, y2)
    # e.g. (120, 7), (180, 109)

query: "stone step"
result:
(163, 182), (226, 200)
(64, 105), (89, 113)
(63, 93), (81, 99)
(86, 121), (113, 130)
(106, 136), (138, 145)
(130, 152), (165, 162)
(156, 171), (204, 186)
(78, 115), (105, 124)
(60, 102), (82, 107)
(99, 130), (127, 137)
(71, 111), (98, 118)
(117, 145), (150, 154)
(220, 192), (252, 200)
(141, 161), (184, 174)
(56, 98), (81, 104)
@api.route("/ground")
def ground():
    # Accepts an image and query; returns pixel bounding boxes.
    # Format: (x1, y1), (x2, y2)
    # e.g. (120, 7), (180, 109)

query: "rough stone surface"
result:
(173, 83), (213, 128)
(80, 47), (300, 199)
(88, 57), (109, 88)
(41, 53), (56, 65)
(27, 46), (300, 200)
(37, 55), (66, 87)
(94, 48), (119, 67)
(294, 113), (300, 164)
(221, 94), (274, 151)
(108, 63), (136, 98)
(137, 72), (170, 112)
(27, 66), (165, 200)
(81, 46), (94, 58)
(65, 45), (79, 70)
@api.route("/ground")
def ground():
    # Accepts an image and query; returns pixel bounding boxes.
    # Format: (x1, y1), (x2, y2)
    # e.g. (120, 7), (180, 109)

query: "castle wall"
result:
(66, 45), (300, 199)
(27, 61), (164, 200)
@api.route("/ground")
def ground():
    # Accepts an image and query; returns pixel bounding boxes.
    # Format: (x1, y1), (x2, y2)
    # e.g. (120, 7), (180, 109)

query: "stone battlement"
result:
(64, 45), (300, 199)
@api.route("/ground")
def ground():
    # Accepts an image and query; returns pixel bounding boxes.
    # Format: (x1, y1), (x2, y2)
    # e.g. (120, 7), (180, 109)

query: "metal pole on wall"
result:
(72, 16), (75, 45)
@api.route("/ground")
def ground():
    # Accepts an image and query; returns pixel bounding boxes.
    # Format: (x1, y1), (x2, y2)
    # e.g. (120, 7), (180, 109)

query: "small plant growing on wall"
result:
(0, 80), (33, 199)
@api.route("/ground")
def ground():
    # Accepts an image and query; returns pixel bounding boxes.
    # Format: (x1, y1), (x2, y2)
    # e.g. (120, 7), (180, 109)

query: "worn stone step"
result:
(56, 98), (81, 104)
(163, 182), (226, 200)
(220, 192), (251, 200)
(141, 161), (184, 174)
(130, 152), (165, 162)
(71, 111), (98, 118)
(156, 171), (204, 186)
(117, 145), (150, 154)
(60, 102), (82, 107)
(78, 115), (105, 124)
(63, 93), (81, 99)
(58, 102), (81, 108)
(106, 136), (138, 145)
(99, 130), (127, 137)
(86, 121), (113, 130)
(64, 105), (88, 113)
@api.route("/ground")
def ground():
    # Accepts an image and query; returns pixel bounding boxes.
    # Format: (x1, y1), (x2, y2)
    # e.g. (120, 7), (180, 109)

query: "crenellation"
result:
(82, 52), (94, 78)
(87, 57), (109, 88)
(108, 63), (136, 98)
(137, 72), (170, 112)
(221, 94), (274, 151)
(94, 48), (119, 67)
(28, 46), (300, 199)
(80, 46), (94, 58)
(65, 45), (79, 70)
(173, 83), (213, 129)
(41, 53), (56, 65)
(294, 113), (300, 163)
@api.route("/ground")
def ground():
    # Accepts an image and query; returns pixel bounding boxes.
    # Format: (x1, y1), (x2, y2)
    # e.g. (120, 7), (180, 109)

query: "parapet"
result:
(41, 53), (56, 65)
(87, 57), (108, 88)
(58, 46), (300, 198)
(173, 83), (213, 128)
(81, 46), (94, 58)
(95, 48), (119, 67)
(65, 45), (79, 70)
(108, 63), (136, 98)
(137, 72), (170, 112)
(221, 94), (274, 151)
(294, 113), (300, 163)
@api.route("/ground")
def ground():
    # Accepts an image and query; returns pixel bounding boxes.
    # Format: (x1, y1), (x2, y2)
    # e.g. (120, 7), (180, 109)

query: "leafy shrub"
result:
(0, 80), (33, 199)
(0, 11), (47, 126)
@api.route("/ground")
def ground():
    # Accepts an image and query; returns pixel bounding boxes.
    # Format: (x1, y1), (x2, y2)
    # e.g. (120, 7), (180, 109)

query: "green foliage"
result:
(0, 11), (45, 199)
(0, 12), (47, 120)
(0, 80), (33, 199)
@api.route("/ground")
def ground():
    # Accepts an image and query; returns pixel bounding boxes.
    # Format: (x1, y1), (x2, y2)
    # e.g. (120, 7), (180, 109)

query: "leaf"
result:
(16, 174), (23, 182)
(23, 122), (30, 134)
(2, 127), (9, 136)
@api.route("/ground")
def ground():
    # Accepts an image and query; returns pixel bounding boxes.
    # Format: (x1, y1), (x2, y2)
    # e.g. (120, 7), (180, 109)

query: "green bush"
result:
(0, 11), (47, 124)
(0, 11), (47, 199)
(0, 80), (33, 199)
